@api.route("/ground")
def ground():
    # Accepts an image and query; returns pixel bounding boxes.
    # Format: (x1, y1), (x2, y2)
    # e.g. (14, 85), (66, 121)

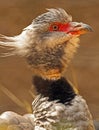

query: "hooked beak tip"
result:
(69, 22), (93, 35)
(82, 24), (93, 32)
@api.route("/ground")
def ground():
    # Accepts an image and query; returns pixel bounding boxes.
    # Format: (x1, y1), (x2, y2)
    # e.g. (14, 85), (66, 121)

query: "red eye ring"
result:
(49, 22), (70, 32)
(52, 24), (59, 31)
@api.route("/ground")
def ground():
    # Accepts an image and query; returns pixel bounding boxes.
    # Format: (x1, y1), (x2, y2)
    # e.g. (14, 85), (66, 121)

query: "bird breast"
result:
(32, 95), (93, 130)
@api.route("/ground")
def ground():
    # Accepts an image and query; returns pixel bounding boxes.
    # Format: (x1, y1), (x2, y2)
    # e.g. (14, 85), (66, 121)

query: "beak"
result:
(68, 22), (93, 35)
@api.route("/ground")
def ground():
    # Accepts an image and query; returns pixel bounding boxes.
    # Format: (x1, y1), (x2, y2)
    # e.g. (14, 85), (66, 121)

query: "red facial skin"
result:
(49, 22), (87, 35)
(49, 22), (71, 32)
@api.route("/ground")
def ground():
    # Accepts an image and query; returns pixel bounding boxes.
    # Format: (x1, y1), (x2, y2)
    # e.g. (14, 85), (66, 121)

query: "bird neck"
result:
(33, 76), (76, 104)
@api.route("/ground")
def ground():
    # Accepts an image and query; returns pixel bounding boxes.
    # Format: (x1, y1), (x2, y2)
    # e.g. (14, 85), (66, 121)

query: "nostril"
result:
(74, 25), (82, 28)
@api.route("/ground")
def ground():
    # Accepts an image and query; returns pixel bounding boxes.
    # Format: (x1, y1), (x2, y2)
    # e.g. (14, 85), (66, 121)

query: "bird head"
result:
(0, 8), (92, 80)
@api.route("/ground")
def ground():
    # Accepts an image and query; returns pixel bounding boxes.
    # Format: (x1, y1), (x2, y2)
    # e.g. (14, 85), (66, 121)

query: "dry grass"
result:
(0, 83), (32, 113)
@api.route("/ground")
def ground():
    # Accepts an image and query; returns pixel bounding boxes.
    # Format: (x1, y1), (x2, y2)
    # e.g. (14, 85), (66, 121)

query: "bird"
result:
(0, 8), (96, 130)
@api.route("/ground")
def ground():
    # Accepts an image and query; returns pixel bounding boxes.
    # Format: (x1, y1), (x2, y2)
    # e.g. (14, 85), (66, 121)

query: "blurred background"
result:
(0, 0), (99, 120)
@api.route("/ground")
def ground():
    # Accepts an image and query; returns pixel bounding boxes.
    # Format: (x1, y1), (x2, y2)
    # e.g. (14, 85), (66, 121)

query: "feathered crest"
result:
(47, 8), (72, 22)
(33, 8), (72, 24)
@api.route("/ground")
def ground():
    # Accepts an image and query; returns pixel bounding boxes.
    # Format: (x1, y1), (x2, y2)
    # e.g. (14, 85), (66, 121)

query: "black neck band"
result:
(33, 76), (76, 104)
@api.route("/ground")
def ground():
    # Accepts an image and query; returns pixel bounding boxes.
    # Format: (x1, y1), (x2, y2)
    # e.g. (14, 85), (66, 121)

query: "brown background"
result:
(0, 0), (99, 120)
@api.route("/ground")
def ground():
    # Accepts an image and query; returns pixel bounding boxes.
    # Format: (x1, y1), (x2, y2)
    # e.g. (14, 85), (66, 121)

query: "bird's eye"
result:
(49, 22), (60, 32)
(52, 24), (59, 31)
